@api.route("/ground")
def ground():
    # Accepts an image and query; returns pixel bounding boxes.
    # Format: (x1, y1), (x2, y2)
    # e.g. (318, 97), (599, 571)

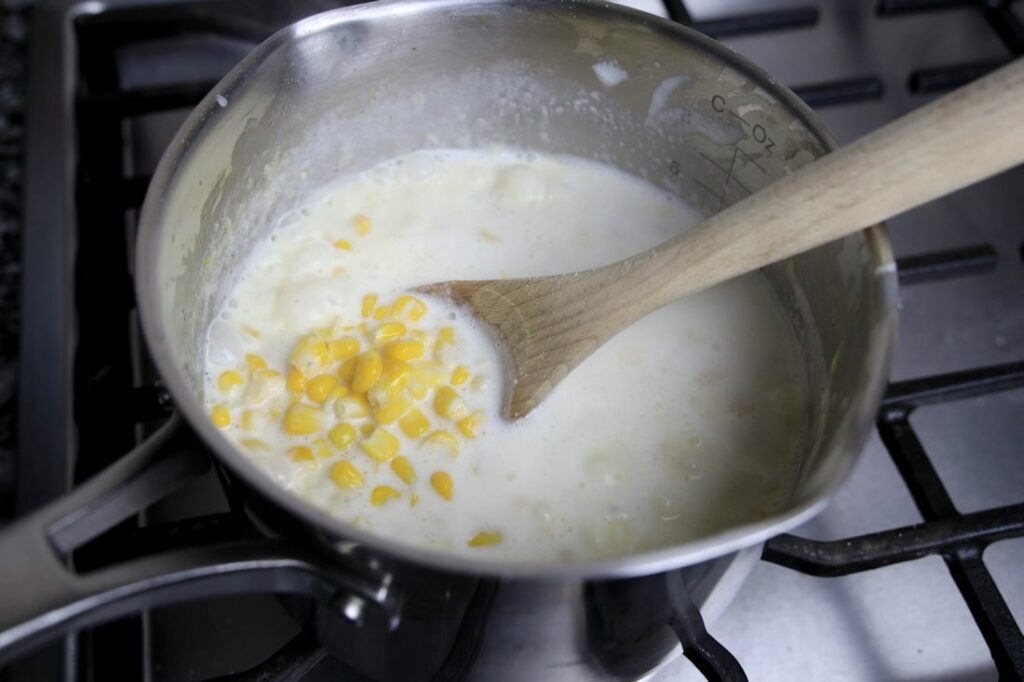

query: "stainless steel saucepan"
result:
(0, 1), (896, 678)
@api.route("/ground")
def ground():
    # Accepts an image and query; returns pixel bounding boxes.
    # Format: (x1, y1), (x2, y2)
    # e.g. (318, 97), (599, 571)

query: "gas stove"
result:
(11, 0), (1024, 680)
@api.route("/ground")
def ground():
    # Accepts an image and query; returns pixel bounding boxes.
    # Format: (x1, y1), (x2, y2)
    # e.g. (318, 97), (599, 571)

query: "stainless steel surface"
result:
(615, 1), (1023, 680)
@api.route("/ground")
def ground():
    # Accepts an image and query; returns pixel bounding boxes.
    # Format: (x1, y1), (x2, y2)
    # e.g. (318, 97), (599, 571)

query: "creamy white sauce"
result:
(202, 149), (809, 563)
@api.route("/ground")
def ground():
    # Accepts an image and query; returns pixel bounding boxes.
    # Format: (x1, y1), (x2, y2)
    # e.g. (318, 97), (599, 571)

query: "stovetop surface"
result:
(13, 0), (1024, 680)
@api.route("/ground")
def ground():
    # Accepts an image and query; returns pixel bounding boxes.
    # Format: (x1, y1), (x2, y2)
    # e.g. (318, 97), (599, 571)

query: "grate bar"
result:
(880, 414), (959, 516)
(948, 555), (1024, 675)
(983, 2), (1024, 54)
(78, 80), (219, 118)
(877, 401), (1024, 677)
(896, 244), (998, 285)
(664, 1), (819, 38)
(877, 0), (990, 15)
(908, 58), (1008, 93)
(763, 502), (1024, 576)
(882, 362), (1024, 409)
(792, 76), (885, 108)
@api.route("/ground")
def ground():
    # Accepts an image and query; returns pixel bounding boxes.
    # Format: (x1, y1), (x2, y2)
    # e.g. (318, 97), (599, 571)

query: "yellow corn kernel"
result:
(450, 366), (470, 387)
(434, 386), (468, 421)
(245, 354), (268, 372)
(287, 366), (307, 393)
(361, 293), (378, 318)
(210, 405), (231, 428)
(360, 423), (375, 436)
(353, 213), (372, 236)
(328, 422), (357, 449)
(370, 485), (401, 507)
(283, 403), (322, 436)
(373, 391), (413, 425)
(306, 374), (338, 404)
(457, 411), (485, 439)
(326, 385), (350, 404)
(352, 350), (383, 394)
(329, 336), (360, 361)
(242, 326), (262, 338)
(313, 438), (332, 459)
(398, 408), (430, 439)
(439, 327), (456, 344)
(360, 427), (400, 462)
(330, 461), (364, 489)
(374, 322), (406, 344)
(410, 493), (419, 507)
(218, 370), (244, 395)
(430, 471), (453, 501)
(390, 456), (416, 485)
(244, 370), (284, 406)
(384, 339), (424, 362)
(392, 295), (427, 323)
(333, 239), (353, 251)
(373, 305), (394, 321)
(288, 446), (316, 464)
(241, 410), (266, 432)
(468, 532), (503, 548)
(424, 430), (460, 456)
(290, 335), (330, 376)
(239, 438), (269, 451)
(335, 394), (371, 420)
(338, 356), (359, 383)
(368, 361), (411, 407)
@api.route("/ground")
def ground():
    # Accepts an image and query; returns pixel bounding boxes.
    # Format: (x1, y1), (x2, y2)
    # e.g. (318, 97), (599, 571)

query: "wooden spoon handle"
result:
(590, 57), (1024, 320)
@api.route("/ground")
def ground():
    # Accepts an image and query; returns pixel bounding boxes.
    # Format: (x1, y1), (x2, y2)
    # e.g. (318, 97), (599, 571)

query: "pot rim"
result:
(136, 0), (898, 580)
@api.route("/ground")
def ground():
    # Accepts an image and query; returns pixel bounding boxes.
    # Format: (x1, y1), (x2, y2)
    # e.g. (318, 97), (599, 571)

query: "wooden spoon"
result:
(419, 58), (1024, 420)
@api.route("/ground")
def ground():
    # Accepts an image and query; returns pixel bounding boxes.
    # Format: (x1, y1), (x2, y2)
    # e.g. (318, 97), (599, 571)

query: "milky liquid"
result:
(202, 149), (809, 563)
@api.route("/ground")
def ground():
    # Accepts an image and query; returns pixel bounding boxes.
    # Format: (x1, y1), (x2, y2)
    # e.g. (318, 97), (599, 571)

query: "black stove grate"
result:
(762, 358), (1024, 680)
(9, 0), (1024, 680)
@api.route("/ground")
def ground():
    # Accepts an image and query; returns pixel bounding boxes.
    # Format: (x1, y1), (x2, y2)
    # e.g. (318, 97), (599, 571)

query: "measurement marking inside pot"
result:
(735, 145), (766, 173)
(692, 177), (724, 206)
(696, 148), (755, 208)
(710, 93), (777, 155)
(696, 149), (730, 175)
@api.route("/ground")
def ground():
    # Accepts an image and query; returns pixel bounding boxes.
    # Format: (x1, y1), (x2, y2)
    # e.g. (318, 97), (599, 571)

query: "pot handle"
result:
(0, 415), (399, 668)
